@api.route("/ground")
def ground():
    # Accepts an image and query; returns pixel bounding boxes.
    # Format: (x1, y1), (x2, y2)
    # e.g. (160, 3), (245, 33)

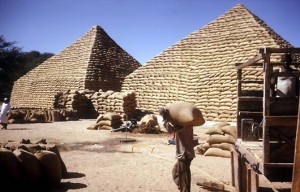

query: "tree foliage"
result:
(0, 35), (54, 99)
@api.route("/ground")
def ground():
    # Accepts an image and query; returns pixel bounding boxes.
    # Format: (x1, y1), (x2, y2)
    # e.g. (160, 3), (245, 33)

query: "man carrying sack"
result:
(158, 101), (205, 192)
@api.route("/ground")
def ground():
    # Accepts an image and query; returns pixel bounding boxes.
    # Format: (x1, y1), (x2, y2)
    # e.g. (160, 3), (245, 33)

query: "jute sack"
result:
(87, 123), (98, 130)
(205, 122), (230, 135)
(46, 144), (67, 178)
(99, 125), (112, 130)
(0, 148), (23, 183)
(96, 120), (123, 128)
(210, 143), (234, 151)
(205, 127), (224, 135)
(220, 125), (237, 138)
(24, 144), (46, 154)
(13, 149), (42, 183)
(34, 150), (62, 188)
(195, 143), (210, 155)
(166, 101), (205, 126)
(4, 141), (20, 151)
(102, 112), (122, 121)
(203, 148), (231, 158)
(206, 134), (236, 145)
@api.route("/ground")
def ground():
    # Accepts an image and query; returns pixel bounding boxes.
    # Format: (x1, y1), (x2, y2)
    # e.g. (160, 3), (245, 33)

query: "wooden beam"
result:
(263, 52), (271, 168)
(235, 141), (263, 174)
(259, 47), (300, 54)
(246, 163), (259, 192)
(265, 116), (297, 127)
(265, 163), (293, 168)
(240, 80), (263, 84)
(271, 71), (300, 77)
(235, 62), (300, 67)
(232, 149), (241, 192)
(292, 95), (300, 192)
(235, 55), (262, 70)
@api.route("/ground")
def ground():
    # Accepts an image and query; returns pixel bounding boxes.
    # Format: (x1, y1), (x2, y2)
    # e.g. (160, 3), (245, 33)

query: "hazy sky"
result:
(1, 0), (299, 64)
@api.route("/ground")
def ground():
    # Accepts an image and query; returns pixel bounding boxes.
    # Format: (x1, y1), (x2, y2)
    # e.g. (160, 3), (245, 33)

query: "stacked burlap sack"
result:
(196, 122), (237, 158)
(95, 90), (136, 118)
(8, 109), (78, 124)
(0, 139), (67, 189)
(87, 112), (123, 130)
(54, 89), (136, 119)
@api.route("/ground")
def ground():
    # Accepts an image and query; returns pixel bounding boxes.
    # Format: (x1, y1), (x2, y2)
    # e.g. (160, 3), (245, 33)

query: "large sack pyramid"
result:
(11, 25), (141, 109)
(122, 4), (293, 122)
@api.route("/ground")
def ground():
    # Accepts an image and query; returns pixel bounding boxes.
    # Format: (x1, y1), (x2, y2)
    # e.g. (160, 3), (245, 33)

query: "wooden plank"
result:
(246, 163), (259, 192)
(265, 163), (293, 168)
(237, 69), (242, 98)
(265, 116), (297, 127)
(238, 97), (262, 102)
(292, 95), (300, 192)
(235, 54), (262, 70)
(259, 47), (300, 54)
(235, 62), (300, 67)
(235, 141), (263, 174)
(231, 151), (235, 187)
(232, 150), (241, 192)
(240, 80), (264, 84)
(263, 53), (271, 169)
(272, 71), (300, 77)
(196, 178), (225, 191)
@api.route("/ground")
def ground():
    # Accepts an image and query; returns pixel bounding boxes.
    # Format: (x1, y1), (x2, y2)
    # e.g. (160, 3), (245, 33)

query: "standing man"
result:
(159, 102), (204, 192)
(0, 97), (11, 129)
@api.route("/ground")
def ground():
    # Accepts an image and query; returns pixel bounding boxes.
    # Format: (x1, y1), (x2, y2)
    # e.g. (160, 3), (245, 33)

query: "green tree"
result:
(0, 35), (54, 100)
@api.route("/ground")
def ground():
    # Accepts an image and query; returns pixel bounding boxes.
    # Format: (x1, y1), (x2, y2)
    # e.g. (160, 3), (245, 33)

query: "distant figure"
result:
(0, 98), (11, 130)
(276, 53), (299, 97)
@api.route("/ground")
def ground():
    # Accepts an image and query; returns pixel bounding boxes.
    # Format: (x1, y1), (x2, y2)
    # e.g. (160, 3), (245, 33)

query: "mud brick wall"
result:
(122, 4), (293, 122)
(11, 25), (141, 109)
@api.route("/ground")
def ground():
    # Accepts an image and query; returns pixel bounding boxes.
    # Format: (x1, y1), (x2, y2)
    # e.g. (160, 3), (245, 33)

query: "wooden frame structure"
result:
(232, 47), (300, 191)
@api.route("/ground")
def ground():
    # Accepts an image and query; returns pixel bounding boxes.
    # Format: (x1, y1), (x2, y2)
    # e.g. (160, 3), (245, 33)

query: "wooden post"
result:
(292, 94), (300, 192)
(262, 51), (271, 175)
(246, 163), (259, 192)
(237, 69), (242, 138)
(232, 150), (241, 192)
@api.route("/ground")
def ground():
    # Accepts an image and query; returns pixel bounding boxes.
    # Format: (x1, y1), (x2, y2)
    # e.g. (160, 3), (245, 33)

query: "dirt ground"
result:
(0, 119), (292, 192)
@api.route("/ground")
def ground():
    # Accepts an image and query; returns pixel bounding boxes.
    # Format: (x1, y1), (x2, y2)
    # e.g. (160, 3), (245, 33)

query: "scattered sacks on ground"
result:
(0, 139), (67, 190)
(195, 122), (237, 158)
(87, 112), (123, 130)
(87, 113), (162, 134)
(132, 114), (162, 134)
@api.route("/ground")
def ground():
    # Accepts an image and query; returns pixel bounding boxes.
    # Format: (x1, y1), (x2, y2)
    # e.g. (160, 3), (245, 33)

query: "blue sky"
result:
(0, 0), (299, 64)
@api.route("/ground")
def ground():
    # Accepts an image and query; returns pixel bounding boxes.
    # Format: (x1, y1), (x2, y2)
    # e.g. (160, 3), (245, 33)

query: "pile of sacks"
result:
(132, 114), (161, 134)
(0, 139), (67, 190)
(196, 122), (237, 158)
(87, 112), (123, 130)
(8, 109), (78, 124)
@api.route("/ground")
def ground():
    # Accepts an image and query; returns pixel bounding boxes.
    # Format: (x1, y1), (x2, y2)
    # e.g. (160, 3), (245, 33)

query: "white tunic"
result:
(0, 103), (11, 123)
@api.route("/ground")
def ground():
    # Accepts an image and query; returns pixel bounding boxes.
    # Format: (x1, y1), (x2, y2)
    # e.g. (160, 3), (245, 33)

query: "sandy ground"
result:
(0, 119), (292, 192)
